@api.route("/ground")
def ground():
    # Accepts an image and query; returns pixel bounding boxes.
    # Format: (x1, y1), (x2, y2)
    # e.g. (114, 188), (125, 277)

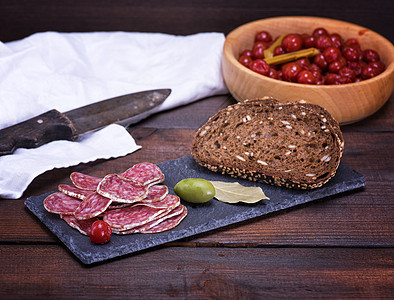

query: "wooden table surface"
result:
(1, 1), (393, 299)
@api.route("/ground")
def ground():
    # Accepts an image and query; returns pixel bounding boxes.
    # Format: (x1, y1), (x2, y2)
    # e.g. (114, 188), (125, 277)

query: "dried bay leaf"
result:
(210, 181), (269, 204)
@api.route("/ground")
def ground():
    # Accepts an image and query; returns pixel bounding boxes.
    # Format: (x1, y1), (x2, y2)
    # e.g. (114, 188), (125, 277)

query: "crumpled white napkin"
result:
(0, 31), (228, 199)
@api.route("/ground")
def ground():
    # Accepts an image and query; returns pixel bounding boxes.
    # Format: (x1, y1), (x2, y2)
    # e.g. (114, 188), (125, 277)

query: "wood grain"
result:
(1, 246), (392, 299)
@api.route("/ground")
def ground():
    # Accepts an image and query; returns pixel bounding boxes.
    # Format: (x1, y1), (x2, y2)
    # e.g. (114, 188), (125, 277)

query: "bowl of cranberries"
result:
(222, 16), (394, 124)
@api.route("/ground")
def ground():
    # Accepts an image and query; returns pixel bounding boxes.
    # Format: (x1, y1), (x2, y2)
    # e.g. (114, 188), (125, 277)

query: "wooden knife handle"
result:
(0, 109), (77, 156)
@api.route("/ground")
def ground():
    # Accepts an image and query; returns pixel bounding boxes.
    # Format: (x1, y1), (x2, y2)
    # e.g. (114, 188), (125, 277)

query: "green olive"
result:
(174, 178), (215, 204)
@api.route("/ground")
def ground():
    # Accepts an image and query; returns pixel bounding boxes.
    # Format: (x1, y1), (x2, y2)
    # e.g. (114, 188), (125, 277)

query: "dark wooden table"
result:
(1, 1), (393, 299)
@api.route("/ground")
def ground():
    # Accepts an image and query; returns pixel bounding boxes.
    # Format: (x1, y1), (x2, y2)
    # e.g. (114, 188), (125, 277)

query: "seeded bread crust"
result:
(191, 98), (344, 189)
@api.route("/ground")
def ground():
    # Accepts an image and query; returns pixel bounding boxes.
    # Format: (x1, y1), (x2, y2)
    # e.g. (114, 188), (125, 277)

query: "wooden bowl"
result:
(222, 16), (394, 124)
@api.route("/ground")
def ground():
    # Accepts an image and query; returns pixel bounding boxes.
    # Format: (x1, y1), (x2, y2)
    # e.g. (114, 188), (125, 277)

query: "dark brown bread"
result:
(191, 98), (344, 189)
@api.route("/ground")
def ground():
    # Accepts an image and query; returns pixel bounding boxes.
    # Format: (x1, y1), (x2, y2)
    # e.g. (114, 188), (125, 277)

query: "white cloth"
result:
(0, 31), (228, 199)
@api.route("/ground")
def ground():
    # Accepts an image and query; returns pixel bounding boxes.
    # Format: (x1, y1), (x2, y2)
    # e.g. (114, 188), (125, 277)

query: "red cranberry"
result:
(339, 67), (357, 82)
(315, 35), (334, 51)
(342, 46), (362, 62)
(251, 59), (270, 76)
(324, 73), (342, 85)
(362, 49), (380, 62)
(268, 67), (279, 79)
(344, 38), (361, 49)
(281, 62), (303, 82)
(323, 46), (342, 63)
(312, 70), (323, 82)
(328, 57), (347, 73)
(330, 33), (344, 48)
(310, 63), (322, 72)
(252, 46), (266, 59)
(312, 27), (329, 38)
(240, 49), (253, 58)
(347, 61), (364, 76)
(302, 34), (316, 48)
(297, 70), (317, 84)
(255, 31), (273, 43)
(296, 58), (312, 70)
(273, 46), (286, 56)
(281, 34), (303, 52)
(238, 55), (253, 68)
(313, 53), (328, 71)
(369, 61), (386, 73)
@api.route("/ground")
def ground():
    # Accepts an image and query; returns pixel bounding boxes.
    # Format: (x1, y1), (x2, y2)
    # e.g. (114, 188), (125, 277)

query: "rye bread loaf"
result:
(191, 98), (344, 189)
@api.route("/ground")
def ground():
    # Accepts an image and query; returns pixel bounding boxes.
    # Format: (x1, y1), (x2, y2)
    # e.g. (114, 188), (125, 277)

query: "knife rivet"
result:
(37, 119), (43, 124)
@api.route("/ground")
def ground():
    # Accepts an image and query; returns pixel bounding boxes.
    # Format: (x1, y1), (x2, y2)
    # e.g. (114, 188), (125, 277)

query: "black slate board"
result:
(25, 156), (365, 265)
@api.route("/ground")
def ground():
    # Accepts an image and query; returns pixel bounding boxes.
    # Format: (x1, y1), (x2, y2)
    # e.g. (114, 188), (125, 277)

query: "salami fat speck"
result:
(70, 172), (102, 191)
(74, 192), (112, 220)
(97, 174), (148, 203)
(43, 193), (81, 215)
(58, 184), (92, 200)
(60, 214), (98, 236)
(121, 163), (164, 186)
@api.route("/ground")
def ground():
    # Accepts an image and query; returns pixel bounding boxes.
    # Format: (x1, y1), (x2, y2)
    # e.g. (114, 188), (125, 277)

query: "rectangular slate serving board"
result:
(25, 156), (365, 265)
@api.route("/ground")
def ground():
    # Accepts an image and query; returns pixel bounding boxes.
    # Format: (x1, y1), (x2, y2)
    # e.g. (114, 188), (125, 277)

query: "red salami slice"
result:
(141, 185), (168, 203)
(58, 184), (92, 200)
(142, 205), (187, 233)
(103, 205), (167, 230)
(112, 204), (185, 235)
(121, 163), (164, 186)
(70, 172), (102, 191)
(97, 174), (148, 203)
(74, 192), (112, 220)
(135, 194), (180, 210)
(60, 214), (98, 236)
(43, 193), (81, 215)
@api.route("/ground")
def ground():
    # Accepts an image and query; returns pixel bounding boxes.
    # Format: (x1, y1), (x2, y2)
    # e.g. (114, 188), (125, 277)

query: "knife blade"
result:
(0, 89), (171, 156)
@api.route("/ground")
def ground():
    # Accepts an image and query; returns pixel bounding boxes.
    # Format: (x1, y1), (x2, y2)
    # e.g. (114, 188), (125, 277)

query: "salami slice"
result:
(107, 202), (133, 210)
(43, 193), (81, 215)
(121, 163), (164, 186)
(58, 184), (92, 200)
(112, 204), (185, 235)
(97, 174), (148, 203)
(103, 205), (167, 230)
(74, 192), (112, 220)
(60, 214), (98, 236)
(135, 194), (180, 210)
(70, 172), (102, 191)
(142, 205), (187, 234)
(141, 185), (168, 203)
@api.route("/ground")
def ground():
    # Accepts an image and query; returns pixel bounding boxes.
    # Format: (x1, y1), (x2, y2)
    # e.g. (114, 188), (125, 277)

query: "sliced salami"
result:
(107, 202), (133, 210)
(74, 192), (112, 220)
(121, 163), (164, 186)
(97, 174), (148, 203)
(142, 205), (187, 234)
(112, 204), (185, 235)
(141, 185), (169, 203)
(43, 193), (81, 215)
(135, 194), (180, 210)
(103, 205), (167, 230)
(58, 184), (92, 200)
(60, 214), (98, 236)
(70, 172), (102, 191)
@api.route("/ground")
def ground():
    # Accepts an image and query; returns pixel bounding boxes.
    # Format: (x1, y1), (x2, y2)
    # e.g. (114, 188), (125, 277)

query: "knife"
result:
(0, 89), (171, 156)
